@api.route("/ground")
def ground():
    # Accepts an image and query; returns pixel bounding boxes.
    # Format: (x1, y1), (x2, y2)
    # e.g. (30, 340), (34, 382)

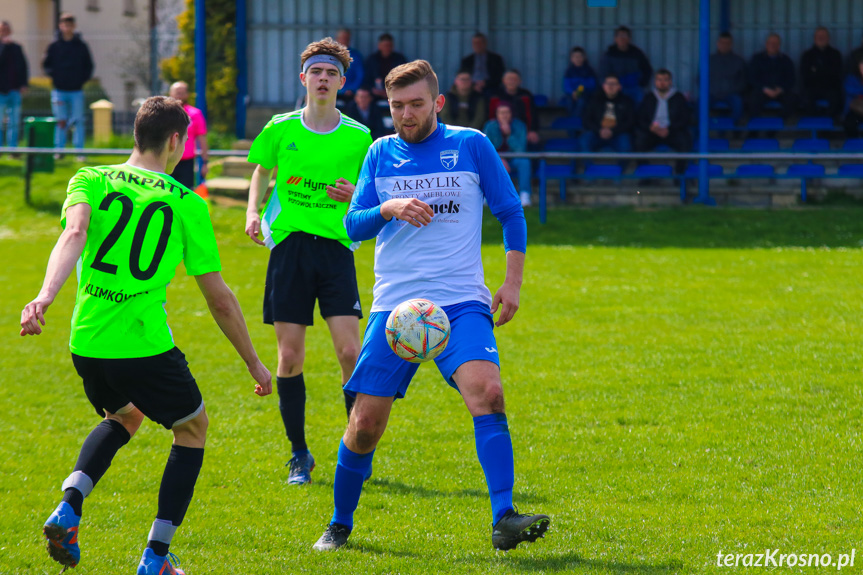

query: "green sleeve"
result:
(182, 195), (222, 276)
(247, 119), (278, 169)
(61, 168), (102, 228)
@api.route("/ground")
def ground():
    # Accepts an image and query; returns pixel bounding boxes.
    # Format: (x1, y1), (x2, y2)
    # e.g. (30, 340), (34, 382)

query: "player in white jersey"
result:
(313, 60), (549, 552)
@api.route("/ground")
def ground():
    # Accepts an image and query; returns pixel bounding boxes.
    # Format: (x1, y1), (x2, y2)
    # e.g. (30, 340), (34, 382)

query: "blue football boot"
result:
(287, 452), (316, 485)
(137, 548), (186, 575)
(43, 502), (81, 570)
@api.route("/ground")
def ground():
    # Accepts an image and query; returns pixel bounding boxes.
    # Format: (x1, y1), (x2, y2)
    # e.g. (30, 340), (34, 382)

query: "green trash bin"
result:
(24, 116), (56, 173)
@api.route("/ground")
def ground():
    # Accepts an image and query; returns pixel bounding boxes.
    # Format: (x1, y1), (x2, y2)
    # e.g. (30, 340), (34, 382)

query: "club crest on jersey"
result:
(440, 150), (459, 170)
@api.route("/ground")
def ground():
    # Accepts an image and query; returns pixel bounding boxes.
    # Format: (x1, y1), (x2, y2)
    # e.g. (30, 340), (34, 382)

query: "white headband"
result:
(302, 55), (345, 76)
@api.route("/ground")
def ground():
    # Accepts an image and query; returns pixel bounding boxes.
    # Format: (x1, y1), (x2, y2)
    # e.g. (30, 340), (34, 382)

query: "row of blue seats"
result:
(548, 116), (841, 134)
(543, 137), (863, 153)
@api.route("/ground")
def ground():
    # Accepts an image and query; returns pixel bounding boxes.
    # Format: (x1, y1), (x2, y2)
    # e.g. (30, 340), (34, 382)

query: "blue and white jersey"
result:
(346, 122), (527, 313)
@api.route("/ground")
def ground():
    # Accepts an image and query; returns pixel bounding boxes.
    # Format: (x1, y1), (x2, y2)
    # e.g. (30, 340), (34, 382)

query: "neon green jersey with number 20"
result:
(61, 164), (221, 359)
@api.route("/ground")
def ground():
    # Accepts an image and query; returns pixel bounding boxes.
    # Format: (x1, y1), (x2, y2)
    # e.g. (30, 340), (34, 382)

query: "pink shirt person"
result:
(182, 104), (207, 161)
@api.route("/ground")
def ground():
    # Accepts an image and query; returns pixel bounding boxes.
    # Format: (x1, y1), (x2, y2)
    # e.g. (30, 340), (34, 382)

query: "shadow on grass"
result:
(481, 206), (863, 249)
(312, 476), (547, 505)
(348, 541), (421, 558)
(486, 552), (685, 573)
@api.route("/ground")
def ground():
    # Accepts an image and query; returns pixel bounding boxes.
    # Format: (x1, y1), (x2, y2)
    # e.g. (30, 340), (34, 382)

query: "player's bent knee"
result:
(336, 344), (360, 365)
(172, 408), (208, 447)
(107, 406), (145, 437)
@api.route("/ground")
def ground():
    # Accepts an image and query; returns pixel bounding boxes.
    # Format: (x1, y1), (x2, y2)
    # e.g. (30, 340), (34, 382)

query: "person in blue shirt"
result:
(562, 46), (597, 118)
(312, 59), (549, 553)
(484, 102), (532, 207)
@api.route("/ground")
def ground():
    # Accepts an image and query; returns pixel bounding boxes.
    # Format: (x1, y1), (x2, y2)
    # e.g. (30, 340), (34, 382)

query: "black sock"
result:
(148, 540), (170, 557)
(63, 419), (131, 515)
(277, 375), (307, 452)
(155, 445), (204, 526)
(344, 391), (356, 419)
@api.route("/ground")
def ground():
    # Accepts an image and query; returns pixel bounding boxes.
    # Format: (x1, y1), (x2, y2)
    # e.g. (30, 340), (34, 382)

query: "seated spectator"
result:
(635, 69), (691, 174)
(460, 32), (505, 96)
(343, 88), (388, 140)
(800, 27), (843, 117)
(601, 26), (652, 104)
(844, 60), (863, 137)
(364, 33), (407, 100)
(562, 47), (597, 118)
(483, 103), (532, 207)
(580, 75), (635, 155)
(709, 32), (746, 123)
(335, 28), (364, 104)
(490, 69), (540, 145)
(748, 33), (796, 118)
(440, 70), (486, 130)
(845, 33), (863, 76)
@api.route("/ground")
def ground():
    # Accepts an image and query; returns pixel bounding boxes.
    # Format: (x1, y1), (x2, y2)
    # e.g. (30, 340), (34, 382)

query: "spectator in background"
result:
(440, 70), (486, 130)
(344, 87), (387, 140)
(580, 75), (635, 155)
(844, 60), (863, 137)
(800, 27), (843, 117)
(491, 69), (540, 145)
(747, 33), (796, 119)
(364, 33), (407, 100)
(42, 13), (93, 159)
(0, 20), (28, 150)
(709, 32), (746, 123)
(562, 47), (597, 118)
(601, 26), (652, 104)
(483, 102), (532, 207)
(844, 32), (863, 76)
(460, 32), (505, 96)
(336, 28), (363, 105)
(635, 69), (691, 174)
(168, 81), (209, 190)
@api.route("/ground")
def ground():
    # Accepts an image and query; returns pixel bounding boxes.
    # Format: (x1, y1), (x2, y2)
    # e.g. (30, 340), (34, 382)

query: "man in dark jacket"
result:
(747, 33), (796, 118)
(0, 20), (29, 149)
(343, 88), (388, 140)
(580, 75), (635, 154)
(43, 13), (93, 155)
(601, 26), (653, 105)
(635, 69), (691, 173)
(800, 27), (843, 117)
(709, 32), (746, 123)
(363, 33), (407, 101)
(491, 69), (540, 145)
(844, 33), (863, 76)
(460, 33), (505, 96)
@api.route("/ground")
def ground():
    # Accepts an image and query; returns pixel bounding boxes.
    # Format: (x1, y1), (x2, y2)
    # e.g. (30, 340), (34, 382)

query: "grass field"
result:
(1, 158), (862, 574)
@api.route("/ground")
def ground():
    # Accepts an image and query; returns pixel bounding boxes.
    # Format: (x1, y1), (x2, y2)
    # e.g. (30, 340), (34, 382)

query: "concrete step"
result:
(221, 157), (256, 178)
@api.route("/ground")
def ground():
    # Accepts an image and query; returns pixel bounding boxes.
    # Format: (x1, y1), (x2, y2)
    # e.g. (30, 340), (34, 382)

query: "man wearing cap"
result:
(244, 38), (373, 485)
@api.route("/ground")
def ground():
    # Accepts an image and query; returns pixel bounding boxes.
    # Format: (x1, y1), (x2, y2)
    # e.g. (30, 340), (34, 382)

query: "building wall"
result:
(247, 0), (862, 113)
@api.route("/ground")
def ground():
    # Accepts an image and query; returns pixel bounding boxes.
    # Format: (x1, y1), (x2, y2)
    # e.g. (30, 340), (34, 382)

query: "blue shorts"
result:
(344, 300), (500, 399)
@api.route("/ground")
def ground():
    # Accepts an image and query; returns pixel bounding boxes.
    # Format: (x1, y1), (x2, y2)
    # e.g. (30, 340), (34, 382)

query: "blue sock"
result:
(331, 439), (374, 529)
(473, 413), (515, 525)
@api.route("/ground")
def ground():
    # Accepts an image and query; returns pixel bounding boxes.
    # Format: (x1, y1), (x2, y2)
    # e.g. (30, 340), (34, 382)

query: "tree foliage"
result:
(161, 0), (237, 133)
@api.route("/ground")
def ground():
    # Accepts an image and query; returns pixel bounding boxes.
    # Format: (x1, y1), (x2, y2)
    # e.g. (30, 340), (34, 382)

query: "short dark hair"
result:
(570, 46), (586, 55)
(504, 68), (521, 77)
(615, 26), (631, 36)
(59, 13), (75, 23)
(719, 31), (732, 39)
(385, 59), (439, 99)
(604, 74), (620, 82)
(656, 68), (672, 79)
(473, 32), (487, 40)
(133, 96), (190, 155)
(378, 33), (394, 43)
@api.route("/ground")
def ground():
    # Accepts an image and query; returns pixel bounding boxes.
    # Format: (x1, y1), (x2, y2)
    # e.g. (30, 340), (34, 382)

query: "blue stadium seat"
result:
(544, 138), (579, 152)
(842, 139), (863, 152)
(787, 164), (826, 177)
(747, 117), (784, 131)
(838, 164), (863, 177)
(584, 164), (623, 178)
(534, 94), (549, 107)
(735, 164), (775, 177)
(551, 116), (583, 131)
(741, 138), (780, 153)
(709, 117), (736, 131)
(763, 101), (783, 111)
(684, 163), (724, 178)
(796, 117), (834, 131)
(791, 138), (830, 153)
(711, 100), (730, 111)
(653, 144), (672, 152)
(708, 138), (730, 152)
(634, 164), (674, 178)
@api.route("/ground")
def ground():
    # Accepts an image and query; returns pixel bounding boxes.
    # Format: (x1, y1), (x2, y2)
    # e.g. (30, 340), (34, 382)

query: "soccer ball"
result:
(385, 299), (450, 363)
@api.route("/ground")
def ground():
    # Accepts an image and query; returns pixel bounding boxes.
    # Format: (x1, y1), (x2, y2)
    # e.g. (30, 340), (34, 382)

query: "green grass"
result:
(1, 160), (862, 574)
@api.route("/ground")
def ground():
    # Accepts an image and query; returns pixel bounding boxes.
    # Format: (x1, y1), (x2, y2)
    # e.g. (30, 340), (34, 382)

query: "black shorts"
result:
(71, 347), (204, 430)
(263, 231), (362, 326)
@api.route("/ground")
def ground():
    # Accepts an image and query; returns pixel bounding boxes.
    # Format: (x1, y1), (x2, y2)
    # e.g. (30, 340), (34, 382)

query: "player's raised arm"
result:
(194, 271), (272, 396)
(20, 202), (91, 336)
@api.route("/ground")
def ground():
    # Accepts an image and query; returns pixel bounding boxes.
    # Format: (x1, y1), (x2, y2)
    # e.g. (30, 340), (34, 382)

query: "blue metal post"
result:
(720, 0), (731, 33)
(235, 0), (247, 139)
(695, 0), (716, 205)
(194, 0), (207, 120)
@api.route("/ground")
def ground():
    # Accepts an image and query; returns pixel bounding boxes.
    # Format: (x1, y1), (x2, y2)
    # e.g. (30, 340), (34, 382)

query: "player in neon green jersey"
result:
(21, 96), (272, 575)
(245, 37), (373, 485)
